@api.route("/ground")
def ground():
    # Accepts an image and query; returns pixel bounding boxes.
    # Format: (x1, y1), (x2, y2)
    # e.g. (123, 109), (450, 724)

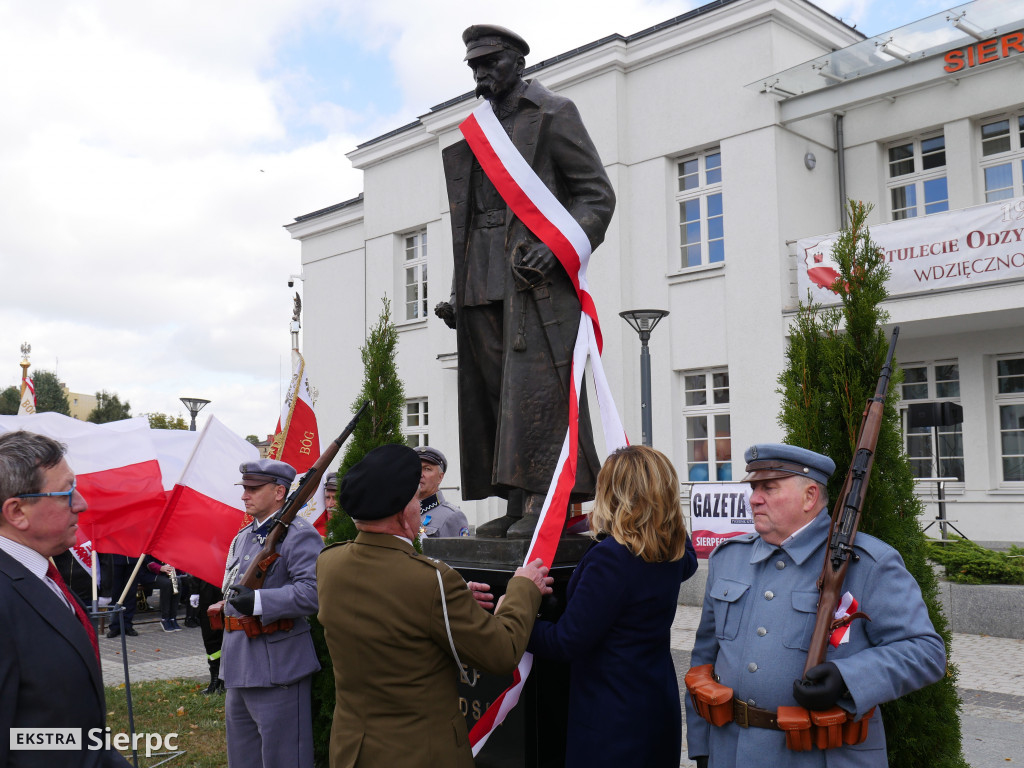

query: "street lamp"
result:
(619, 309), (670, 447)
(180, 397), (211, 431)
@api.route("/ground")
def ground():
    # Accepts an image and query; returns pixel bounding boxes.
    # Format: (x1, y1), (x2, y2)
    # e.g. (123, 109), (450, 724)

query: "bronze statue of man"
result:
(436, 25), (615, 538)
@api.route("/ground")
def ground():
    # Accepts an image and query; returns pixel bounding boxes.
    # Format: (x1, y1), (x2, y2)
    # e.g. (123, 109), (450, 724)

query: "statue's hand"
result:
(516, 243), (558, 276)
(434, 301), (456, 330)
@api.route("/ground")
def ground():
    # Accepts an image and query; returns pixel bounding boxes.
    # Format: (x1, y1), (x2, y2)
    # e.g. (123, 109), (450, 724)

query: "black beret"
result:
(339, 444), (421, 521)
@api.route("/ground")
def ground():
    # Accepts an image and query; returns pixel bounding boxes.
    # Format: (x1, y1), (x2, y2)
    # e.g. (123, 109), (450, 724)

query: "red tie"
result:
(46, 561), (101, 665)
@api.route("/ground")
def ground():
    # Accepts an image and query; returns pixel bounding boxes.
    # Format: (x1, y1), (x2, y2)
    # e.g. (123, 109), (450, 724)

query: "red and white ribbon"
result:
(829, 591), (858, 647)
(460, 101), (627, 755)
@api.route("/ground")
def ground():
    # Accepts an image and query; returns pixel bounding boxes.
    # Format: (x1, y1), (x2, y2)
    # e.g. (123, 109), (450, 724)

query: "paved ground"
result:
(99, 605), (1024, 766)
(98, 607), (210, 684)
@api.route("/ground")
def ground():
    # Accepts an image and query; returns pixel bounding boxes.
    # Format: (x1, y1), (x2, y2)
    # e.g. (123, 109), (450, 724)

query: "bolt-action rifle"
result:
(802, 327), (900, 678)
(236, 401), (368, 592)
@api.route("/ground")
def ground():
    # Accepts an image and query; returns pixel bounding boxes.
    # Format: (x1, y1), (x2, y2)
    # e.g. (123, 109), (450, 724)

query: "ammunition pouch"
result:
(685, 664), (873, 751)
(208, 603), (225, 630)
(684, 664), (735, 727)
(208, 603), (293, 637)
(776, 705), (873, 751)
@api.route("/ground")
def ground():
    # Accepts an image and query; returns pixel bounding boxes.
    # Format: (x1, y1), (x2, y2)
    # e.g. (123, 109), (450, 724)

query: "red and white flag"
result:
(460, 100), (628, 755)
(830, 591), (859, 647)
(17, 378), (35, 415)
(0, 413), (166, 557)
(144, 415), (258, 587)
(268, 350), (327, 535)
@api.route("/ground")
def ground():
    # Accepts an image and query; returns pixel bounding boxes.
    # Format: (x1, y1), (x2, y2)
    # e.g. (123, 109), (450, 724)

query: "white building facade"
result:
(287, 0), (1024, 543)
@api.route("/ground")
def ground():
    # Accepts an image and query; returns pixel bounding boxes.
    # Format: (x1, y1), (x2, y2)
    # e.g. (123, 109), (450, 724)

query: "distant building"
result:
(288, 0), (1024, 543)
(64, 387), (98, 421)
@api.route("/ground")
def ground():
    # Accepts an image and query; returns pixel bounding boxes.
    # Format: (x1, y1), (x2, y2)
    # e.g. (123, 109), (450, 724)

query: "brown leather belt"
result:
(733, 699), (781, 730)
(223, 615), (294, 636)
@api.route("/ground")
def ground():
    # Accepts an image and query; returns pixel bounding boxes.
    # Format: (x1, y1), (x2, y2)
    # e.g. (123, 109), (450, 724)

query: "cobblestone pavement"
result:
(99, 609), (208, 685)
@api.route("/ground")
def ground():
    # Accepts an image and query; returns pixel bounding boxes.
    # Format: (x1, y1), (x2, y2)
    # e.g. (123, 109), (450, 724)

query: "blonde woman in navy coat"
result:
(528, 445), (698, 767)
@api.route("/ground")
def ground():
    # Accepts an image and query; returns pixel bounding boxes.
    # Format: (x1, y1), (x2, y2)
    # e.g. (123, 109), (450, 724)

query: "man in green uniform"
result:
(317, 444), (551, 767)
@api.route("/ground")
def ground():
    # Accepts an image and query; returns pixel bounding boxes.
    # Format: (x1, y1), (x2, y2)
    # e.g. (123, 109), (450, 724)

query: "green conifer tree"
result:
(311, 296), (408, 766)
(777, 200), (967, 768)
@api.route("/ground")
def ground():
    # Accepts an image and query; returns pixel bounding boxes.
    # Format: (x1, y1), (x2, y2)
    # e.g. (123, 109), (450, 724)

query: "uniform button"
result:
(764, 590), (774, 600)
(747, 663), (758, 673)
(776, 560), (786, 570)
(748, 698), (757, 707)
(244, 555), (250, 561)
(757, 627), (767, 637)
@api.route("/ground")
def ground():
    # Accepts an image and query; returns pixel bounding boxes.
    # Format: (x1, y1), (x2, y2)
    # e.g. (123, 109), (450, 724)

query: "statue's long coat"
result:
(442, 79), (615, 501)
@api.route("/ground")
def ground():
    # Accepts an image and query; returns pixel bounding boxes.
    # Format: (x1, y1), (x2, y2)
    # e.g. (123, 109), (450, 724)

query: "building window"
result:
(403, 230), (428, 321)
(996, 356), (1024, 483)
(683, 369), (731, 482)
(980, 114), (1024, 202)
(900, 361), (964, 481)
(887, 135), (948, 221)
(676, 149), (724, 268)
(404, 398), (429, 448)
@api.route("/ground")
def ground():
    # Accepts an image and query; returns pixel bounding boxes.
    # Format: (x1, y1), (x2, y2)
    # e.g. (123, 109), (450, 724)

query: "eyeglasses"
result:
(15, 480), (78, 510)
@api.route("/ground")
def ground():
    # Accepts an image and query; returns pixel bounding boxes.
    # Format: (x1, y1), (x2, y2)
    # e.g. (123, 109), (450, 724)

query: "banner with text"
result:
(797, 196), (1024, 303)
(689, 482), (753, 558)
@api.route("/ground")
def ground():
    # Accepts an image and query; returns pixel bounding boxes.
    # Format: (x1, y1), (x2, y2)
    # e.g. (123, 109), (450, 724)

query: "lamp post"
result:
(619, 309), (670, 447)
(180, 397), (211, 431)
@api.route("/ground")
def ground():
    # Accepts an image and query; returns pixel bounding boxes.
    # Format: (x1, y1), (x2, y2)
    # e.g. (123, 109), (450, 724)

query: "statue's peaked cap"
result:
(463, 24), (530, 61)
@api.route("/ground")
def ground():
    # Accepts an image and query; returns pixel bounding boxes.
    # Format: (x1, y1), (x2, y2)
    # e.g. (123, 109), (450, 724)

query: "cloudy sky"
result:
(0, 0), (963, 439)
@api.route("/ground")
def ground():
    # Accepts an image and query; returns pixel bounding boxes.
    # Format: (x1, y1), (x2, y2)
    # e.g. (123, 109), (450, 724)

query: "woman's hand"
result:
(467, 581), (495, 611)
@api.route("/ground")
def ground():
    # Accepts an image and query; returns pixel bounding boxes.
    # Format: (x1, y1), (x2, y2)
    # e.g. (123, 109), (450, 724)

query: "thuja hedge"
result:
(927, 538), (1024, 585)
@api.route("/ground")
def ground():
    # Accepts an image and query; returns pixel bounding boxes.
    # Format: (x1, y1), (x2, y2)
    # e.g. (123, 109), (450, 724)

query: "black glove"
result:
(694, 757), (709, 768)
(793, 662), (847, 710)
(228, 585), (256, 616)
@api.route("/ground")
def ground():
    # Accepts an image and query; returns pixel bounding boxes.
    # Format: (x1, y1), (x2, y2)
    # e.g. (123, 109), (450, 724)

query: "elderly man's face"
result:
(748, 475), (820, 545)
(418, 461), (443, 501)
(9, 458), (86, 558)
(469, 50), (523, 101)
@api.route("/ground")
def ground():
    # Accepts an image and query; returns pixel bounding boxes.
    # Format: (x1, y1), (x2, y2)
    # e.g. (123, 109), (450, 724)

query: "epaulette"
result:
(319, 540), (354, 553)
(408, 550), (446, 570)
(712, 533), (758, 552)
(849, 532), (888, 561)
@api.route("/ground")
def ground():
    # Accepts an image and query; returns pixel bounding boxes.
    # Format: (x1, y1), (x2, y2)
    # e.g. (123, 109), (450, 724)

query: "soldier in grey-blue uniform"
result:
(414, 446), (470, 538)
(685, 444), (945, 768)
(217, 458), (322, 768)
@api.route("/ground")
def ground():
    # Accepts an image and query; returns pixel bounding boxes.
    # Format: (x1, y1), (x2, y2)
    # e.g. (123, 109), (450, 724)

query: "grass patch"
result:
(104, 678), (226, 767)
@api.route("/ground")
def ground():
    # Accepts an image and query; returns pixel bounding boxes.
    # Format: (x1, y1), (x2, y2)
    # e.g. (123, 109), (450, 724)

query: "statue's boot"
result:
(475, 490), (524, 538)
(506, 493), (549, 539)
(475, 515), (517, 537)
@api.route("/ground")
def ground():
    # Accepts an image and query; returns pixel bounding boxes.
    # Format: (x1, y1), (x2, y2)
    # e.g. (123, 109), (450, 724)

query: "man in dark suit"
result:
(437, 24), (615, 537)
(0, 430), (129, 767)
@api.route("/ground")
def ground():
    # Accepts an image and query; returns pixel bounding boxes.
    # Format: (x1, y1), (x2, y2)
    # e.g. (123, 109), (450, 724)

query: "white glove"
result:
(98, 596), (111, 607)
(189, 594), (200, 608)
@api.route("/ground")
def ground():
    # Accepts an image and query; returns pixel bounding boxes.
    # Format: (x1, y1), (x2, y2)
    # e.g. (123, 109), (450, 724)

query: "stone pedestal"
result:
(422, 536), (593, 768)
